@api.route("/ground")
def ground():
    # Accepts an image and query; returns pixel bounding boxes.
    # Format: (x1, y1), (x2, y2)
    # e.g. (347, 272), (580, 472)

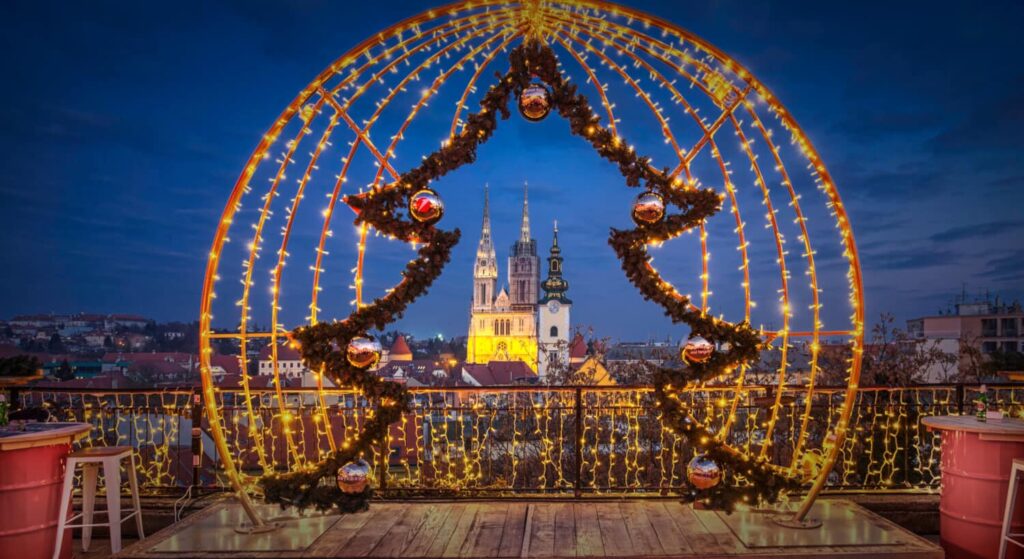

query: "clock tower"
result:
(538, 221), (571, 379)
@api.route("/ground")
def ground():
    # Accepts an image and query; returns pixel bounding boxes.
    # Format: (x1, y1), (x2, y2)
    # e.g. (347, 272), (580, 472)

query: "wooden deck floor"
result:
(116, 499), (942, 559)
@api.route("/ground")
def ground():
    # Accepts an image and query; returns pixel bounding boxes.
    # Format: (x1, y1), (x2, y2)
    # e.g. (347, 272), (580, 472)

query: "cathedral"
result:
(466, 184), (571, 378)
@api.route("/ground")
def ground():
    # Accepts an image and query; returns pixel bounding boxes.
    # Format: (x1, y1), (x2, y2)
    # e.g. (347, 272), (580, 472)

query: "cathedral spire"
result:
(520, 181), (531, 243)
(477, 184), (495, 260)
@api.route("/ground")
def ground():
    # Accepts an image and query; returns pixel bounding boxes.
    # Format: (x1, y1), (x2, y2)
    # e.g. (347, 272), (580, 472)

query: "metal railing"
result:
(14, 383), (1020, 497)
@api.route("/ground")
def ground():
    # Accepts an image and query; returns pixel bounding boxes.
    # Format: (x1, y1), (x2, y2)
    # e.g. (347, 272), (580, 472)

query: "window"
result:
(982, 319), (998, 337)
(1002, 341), (1018, 353)
(550, 326), (558, 337)
(552, 260), (560, 272)
(982, 341), (998, 354)
(1002, 318), (1019, 337)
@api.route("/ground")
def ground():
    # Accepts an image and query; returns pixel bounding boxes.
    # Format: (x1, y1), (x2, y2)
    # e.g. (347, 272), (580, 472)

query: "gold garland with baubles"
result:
(258, 40), (801, 513)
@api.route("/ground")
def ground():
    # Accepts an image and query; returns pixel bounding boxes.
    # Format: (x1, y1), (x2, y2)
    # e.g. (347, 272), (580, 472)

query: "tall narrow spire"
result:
(482, 183), (491, 238)
(520, 181), (531, 243)
(478, 183), (494, 259)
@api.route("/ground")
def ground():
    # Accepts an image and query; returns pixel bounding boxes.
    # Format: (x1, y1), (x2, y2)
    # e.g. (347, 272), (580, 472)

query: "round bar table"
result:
(923, 415), (1024, 559)
(0, 422), (91, 559)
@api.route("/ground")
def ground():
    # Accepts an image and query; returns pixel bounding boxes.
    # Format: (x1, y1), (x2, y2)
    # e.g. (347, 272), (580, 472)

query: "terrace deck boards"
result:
(115, 498), (943, 559)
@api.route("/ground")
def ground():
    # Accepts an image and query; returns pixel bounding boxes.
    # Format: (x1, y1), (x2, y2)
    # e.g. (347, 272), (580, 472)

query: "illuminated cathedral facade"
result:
(466, 184), (570, 377)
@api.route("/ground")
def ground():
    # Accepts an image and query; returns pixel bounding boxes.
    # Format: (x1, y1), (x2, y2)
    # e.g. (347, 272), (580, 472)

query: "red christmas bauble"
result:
(408, 189), (444, 224)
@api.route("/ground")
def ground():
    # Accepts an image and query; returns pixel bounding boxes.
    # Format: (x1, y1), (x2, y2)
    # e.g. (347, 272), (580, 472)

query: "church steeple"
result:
(540, 220), (571, 304)
(509, 181), (539, 310)
(519, 181), (531, 243)
(473, 185), (498, 310)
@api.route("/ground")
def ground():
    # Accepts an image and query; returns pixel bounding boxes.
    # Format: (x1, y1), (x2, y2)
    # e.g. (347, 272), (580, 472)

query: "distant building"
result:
(908, 296), (1024, 380)
(257, 344), (310, 380)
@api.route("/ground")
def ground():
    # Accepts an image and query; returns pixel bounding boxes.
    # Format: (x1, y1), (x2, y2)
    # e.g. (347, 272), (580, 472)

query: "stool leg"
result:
(127, 453), (145, 539)
(103, 456), (123, 554)
(80, 463), (99, 552)
(51, 458), (76, 559)
(1001, 463), (1021, 559)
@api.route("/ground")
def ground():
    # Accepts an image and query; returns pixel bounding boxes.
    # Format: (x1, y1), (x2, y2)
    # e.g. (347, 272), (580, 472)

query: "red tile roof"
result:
(257, 343), (302, 361)
(569, 333), (587, 360)
(210, 354), (242, 376)
(389, 336), (413, 360)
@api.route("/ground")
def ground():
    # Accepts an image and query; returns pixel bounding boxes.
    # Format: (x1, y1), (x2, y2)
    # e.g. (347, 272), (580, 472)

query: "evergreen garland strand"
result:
(259, 40), (801, 513)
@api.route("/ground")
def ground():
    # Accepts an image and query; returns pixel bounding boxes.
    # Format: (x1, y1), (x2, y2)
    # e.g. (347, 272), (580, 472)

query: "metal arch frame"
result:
(198, 0), (864, 526)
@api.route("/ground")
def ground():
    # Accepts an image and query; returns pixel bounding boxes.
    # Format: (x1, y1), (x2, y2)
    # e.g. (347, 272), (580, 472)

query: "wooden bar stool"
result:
(1002, 458), (1024, 558)
(52, 446), (144, 559)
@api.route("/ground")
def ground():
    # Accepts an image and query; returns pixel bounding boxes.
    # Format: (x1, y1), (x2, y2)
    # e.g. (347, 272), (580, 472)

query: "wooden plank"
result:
(343, 505), (409, 557)
(551, 502), (577, 557)
(662, 501), (723, 554)
(401, 504), (459, 558)
(415, 501), (468, 552)
(460, 503), (509, 558)
(595, 502), (634, 557)
(305, 507), (378, 557)
(692, 506), (742, 553)
(572, 502), (604, 558)
(442, 503), (481, 557)
(498, 502), (528, 558)
(528, 503), (556, 557)
(368, 503), (433, 557)
(620, 502), (664, 556)
(643, 501), (693, 555)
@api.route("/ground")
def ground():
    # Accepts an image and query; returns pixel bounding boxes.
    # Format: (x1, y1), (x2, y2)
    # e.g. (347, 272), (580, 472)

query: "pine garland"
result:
(259, 41), (801, 513)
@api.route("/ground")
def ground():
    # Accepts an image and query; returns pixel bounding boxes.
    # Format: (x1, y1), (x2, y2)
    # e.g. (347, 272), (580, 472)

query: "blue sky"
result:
(1, 1), (1021, 340)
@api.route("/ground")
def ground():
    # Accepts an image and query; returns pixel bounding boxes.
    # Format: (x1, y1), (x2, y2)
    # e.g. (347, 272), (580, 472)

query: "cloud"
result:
(930, 221), (1024, 243)
(930, 76), (1024, 155)
(863, 247), (954, 271)
(983, 250), (1024, 283)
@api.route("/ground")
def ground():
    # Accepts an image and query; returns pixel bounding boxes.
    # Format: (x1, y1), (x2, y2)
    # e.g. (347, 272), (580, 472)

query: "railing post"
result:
(574, 386), (582, 499)
(191, 387), (203, 489)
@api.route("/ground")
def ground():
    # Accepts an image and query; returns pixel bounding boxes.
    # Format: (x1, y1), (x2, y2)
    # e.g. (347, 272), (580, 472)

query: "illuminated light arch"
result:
(199, 0), (863, 524)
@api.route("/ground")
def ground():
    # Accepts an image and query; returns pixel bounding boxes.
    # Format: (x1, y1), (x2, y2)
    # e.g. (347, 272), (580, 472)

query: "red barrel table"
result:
(0, 422), (91, 559)
(924, 415), (1024, 559)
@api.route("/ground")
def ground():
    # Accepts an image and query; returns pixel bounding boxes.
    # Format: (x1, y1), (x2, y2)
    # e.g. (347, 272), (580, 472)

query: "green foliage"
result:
(259, 41), (801, 513)
(0, 355), (42, 377)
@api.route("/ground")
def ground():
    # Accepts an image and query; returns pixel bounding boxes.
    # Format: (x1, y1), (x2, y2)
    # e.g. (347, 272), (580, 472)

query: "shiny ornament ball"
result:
(337, 458), (371, 494)
(346, 337), (382, 369)
(518, 82), (552, 122)
(681, 336), (715, 364)
(686, 454), (722, 490)
(408, 189), (444, 224)
(632, 191), (666, 225)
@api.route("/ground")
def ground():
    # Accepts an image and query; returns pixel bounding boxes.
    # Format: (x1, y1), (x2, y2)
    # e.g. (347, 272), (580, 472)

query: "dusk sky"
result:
(1, 0), (1022, 341)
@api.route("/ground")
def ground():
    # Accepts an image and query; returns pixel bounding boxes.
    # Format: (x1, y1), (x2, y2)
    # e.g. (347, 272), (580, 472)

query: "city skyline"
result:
(1, 1), (1021, 340)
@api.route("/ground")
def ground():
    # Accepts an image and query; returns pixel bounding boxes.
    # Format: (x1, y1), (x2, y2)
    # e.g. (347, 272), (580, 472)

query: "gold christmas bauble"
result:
(686, 454), (722, 490)
(346, 337), (382, 369)
(518, 82), (552, 122)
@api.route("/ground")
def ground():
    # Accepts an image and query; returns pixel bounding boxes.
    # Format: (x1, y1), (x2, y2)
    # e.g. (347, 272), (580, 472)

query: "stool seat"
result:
(69, 446), (132, 458)
(52, 446), (144, 559)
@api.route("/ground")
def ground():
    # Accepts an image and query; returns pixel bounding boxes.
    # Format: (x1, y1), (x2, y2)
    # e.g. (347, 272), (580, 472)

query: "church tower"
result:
(538, 221), (571, 378)
(508, 182), (539, 311)
(473, 184), (498, 311)
(466, 185), (538, 370)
